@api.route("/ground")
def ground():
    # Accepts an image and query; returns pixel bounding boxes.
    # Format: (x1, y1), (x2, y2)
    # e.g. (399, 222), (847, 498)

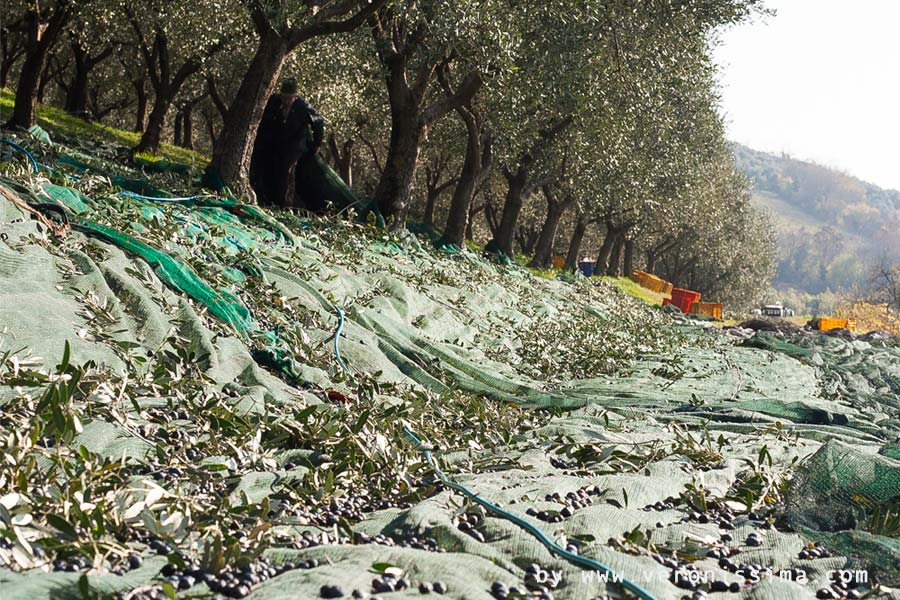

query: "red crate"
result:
(669, 288), (701, 314)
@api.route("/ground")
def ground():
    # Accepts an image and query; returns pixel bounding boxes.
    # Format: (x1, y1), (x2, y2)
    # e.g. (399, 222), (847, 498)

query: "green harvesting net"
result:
(785, 441), (900, 583)
(73, 220), (257, 338)
(5, 128), (900, 599)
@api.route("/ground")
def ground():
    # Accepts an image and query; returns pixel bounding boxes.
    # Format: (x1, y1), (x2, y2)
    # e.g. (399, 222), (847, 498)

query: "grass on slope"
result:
(599, 276), (669, 306)
(520, 265), (669, 307)
(0, 88), (207, 167)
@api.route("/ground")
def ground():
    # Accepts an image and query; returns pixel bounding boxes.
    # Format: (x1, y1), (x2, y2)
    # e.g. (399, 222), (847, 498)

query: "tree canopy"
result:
(2, 0), (775, 307)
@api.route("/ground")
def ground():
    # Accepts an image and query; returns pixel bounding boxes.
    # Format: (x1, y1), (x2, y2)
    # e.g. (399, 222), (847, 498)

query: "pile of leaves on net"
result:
(0, 131), (702, 598)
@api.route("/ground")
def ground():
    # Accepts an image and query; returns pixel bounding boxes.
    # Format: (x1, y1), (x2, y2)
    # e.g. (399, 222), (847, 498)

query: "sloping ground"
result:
(749, 192), (832, 233)
(2, 129), (900, 600)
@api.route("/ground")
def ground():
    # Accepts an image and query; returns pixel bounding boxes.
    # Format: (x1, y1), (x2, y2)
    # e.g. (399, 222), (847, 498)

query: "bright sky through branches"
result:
(713, 0), (900, 190)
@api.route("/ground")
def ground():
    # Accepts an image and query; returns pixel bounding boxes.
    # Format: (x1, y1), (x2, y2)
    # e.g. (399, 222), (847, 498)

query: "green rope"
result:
(327, 301), (657, 600)
(1, 138), (41, 172)
(401, 426), (658, 600)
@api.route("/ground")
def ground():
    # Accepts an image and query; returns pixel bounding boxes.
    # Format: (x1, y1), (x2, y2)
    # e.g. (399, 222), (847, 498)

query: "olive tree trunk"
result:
(132, 78), (148, 132)
(564, 216), (588, 272)
(491, 116), (573, 256)
(606, 234), (624, 276)
(375, 103), (425, 221)
(181, 104), (195, 150)
(422, 151), (454, 226)
(493, 168), (531, 257)
(0, 18), (26, 89)
(174, 112), (184, 146)
(443, 107), (491, 247)
(137, 99), (170, 153)
(623, 237), (636, 277)
(328, 134), (354, 186)
(64, 44), (90, 117)
(206, 33), (288, 195)
(370, 8), (482, 223)
(64, 41), (113, 119)
(8, 5), (71, 128)
(594, 228), (618, 276)
(529, 185), (573, 269)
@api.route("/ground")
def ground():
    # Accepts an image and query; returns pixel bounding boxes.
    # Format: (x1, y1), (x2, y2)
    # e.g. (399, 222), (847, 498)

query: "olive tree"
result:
(5, 0), (92, 128)
(366, 0), (520, 223)
(205, 0), (387, 196)
(120, 0), (236, 152)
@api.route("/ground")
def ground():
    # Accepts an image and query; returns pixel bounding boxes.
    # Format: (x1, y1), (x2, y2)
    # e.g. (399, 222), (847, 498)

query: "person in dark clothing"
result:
(249, 78), (325, 208)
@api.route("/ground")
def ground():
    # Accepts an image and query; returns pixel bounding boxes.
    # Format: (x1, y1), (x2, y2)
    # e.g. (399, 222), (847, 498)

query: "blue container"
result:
(578, 261), (596, 277)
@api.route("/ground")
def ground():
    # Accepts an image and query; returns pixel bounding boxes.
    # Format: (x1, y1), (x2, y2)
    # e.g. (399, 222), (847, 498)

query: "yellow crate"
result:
(631, 270), (674, 296)
(689, 302), (723, 320)
(645, 274), (665, 293)
(818, 317), (851, 331)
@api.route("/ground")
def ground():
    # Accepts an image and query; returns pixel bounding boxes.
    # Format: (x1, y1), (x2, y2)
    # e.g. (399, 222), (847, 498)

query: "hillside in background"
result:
(732, 143), (900, 313)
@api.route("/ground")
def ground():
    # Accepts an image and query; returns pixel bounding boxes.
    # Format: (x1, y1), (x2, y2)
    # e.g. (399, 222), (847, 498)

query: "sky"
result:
(712, 0), (900, 190)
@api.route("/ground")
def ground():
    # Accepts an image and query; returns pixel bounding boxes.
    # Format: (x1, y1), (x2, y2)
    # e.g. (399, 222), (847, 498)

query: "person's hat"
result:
(280, 78), (299, 95)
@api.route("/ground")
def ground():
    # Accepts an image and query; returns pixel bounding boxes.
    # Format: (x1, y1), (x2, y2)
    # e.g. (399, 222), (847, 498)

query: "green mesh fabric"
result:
(133, 156), (191, 174)
(787, 441), (900, 529)
(73, 220), (257, 337)
(786, 442), (900, 582)
(111, 176), (170, 198)
(28, 124), (52, 144)
(295, 154), (362, 211)
(57, 154), (92, 172)
(740, 332), (815, 360)
(7, 131), (900, 598)
(41, 182), (92, 213)
(432, 237), (462, 253)
(803, 530), (900, 585)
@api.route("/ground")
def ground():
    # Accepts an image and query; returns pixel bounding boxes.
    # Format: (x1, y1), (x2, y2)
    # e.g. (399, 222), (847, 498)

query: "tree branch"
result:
(289, 0), (388, 48)
(155, 29), (171, 89)
(206, 76), (229, 119)
(88, 44), (115, 68)
(358, 131), (383, 173)
(328, 132), (341, 163)
(243, 0), (278, 37)
(171, 38), (225, 95)
(123, 3), (159, 90)
(421, 71), (482, 125)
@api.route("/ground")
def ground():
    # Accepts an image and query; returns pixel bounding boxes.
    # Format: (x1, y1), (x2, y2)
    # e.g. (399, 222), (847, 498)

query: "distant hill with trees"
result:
(732, 143), (900, 313)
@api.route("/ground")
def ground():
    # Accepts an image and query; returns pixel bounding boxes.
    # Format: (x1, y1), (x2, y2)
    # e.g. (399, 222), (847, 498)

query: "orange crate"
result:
(631, 270), (673, 296)
(690, 302), (723, 320)
(818, 317), (851, 331)
(552, 256), (565, 269)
